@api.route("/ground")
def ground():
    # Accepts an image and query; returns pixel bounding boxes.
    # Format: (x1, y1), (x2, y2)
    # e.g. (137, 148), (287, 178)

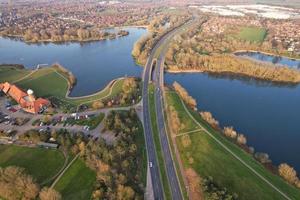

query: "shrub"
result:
(181, 135), (191, 148)
(254, 152), (272, 164)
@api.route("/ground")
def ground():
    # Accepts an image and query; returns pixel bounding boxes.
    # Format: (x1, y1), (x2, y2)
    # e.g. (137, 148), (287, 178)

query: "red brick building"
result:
(0, 82), (50, 114)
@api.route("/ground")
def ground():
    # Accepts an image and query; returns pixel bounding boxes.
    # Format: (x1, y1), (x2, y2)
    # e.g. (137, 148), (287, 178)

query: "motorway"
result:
(142, 19), (194, 200)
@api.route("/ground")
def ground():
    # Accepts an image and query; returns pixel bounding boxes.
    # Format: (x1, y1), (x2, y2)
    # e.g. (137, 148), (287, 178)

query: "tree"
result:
(116, 184), (135, 200)
(237, 134), (247, 145)
(39, 187), (62, 200)
(173, 81), (197, 108)
(0, 166), (39, 200)
(92, 101), (104, 109)
(278, 163), (299, 185)
(200, 112), (219, 129)
(223, 126), (237, 138)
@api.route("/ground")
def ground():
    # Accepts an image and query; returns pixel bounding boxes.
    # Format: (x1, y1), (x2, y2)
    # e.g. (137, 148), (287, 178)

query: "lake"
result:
(0, 27), (147, 97)
(235, 51), (300, 69)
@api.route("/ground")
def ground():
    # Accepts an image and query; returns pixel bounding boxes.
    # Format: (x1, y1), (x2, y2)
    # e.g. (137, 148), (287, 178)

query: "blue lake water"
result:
(235, 51), (300, 69)
(0, 27), (147, 96)
(1, 31), (300, 172)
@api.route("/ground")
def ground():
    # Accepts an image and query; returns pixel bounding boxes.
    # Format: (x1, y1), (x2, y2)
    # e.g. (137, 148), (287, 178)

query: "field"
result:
(0, 66), (125, 107)
(165, 91), (300, 200)
(0, 66), (31, 83)
(0, 145), (65, 184)
(54, 158), (96, 200)
(238, 27), (267, 43)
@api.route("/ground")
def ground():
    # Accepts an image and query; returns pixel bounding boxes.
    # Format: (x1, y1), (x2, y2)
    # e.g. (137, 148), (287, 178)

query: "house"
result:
(0, 82), (50, 114)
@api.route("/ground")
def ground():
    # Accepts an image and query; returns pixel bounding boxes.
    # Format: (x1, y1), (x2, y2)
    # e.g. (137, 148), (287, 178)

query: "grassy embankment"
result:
(0, 145), (65, 184)
(237, 27), (267, 43)
(148, 84), (172, 200)
(165, 90), (300, 200)
(0, 66), (124, 107)
(54, 158), (96, 200)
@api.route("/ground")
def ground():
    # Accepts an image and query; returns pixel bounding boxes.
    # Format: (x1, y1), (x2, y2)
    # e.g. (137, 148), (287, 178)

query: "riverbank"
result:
(166, 67), (300, 85)
(0, 30), (129, 44)
(165, 52), (300, 84)
(234, 50), (300, 61)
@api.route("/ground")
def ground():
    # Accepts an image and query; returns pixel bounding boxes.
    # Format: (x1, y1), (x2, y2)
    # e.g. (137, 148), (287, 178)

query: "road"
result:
(142, 20), (194, 200)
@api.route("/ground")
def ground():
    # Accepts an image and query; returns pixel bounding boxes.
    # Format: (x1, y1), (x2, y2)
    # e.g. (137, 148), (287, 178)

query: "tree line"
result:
(0, 166), (61, 200)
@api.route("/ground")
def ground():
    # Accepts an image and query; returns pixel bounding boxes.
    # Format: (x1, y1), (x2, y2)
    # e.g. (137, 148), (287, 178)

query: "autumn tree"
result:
(278, 163), (299, 185)
(223, 126), (238, 139)
(173, 81), (197, 108)
(237, 134), (247, 145)
(0, 166), (39, 200)
(39, 187), (62, 200)
(200, 111), (219, 129)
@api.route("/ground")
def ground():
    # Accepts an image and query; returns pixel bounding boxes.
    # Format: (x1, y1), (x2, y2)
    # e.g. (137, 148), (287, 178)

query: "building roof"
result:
(0, 82), (50, 114)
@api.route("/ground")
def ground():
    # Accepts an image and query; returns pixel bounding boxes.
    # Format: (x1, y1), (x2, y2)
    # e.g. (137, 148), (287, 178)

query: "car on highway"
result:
(149, 162), (153, 168)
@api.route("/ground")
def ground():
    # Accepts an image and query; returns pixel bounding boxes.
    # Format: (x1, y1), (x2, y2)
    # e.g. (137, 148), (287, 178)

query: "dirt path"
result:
(41, 150), (69, 186)
(50, 153), (80, 189)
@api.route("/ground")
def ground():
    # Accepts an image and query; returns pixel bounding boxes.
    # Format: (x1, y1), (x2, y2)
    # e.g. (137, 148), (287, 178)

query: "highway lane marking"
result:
(179, 97), (292, 200)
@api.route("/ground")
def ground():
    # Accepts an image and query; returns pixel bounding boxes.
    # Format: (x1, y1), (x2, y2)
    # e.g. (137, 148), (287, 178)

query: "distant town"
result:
(0, 1), (300, 200)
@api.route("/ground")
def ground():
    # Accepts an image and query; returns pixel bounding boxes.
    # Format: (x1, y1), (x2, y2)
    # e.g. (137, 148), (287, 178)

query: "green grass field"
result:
(148, 84), (172, 200)
(165, 91), (300, 200)
(0, 66), (31, 83)
(238, 27), (267, 43)
(54, 158), (96, 200)
(0, 66), (125, 106)
(0, 145), (65, 184)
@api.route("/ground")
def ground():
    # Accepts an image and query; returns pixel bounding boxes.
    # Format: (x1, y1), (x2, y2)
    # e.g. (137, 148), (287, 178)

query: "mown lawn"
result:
(166, 91), (300, 200)
(238, 27), (267, 43)
(17, 68), (69, 98)
(0, 66), (125, 106)
(54, 158), (96, 200)
(0, 145), (65, 184)
(0, 66), (31, 83)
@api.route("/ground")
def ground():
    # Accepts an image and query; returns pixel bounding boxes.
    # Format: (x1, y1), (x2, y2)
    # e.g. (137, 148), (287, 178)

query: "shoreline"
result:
(0, 30), (129, 44)
(165, 68), (300, 84)
(234, 50), (300, 61)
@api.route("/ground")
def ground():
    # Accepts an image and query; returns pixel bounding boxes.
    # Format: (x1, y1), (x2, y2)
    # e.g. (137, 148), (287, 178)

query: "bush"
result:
(254, 152), (272, 164)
